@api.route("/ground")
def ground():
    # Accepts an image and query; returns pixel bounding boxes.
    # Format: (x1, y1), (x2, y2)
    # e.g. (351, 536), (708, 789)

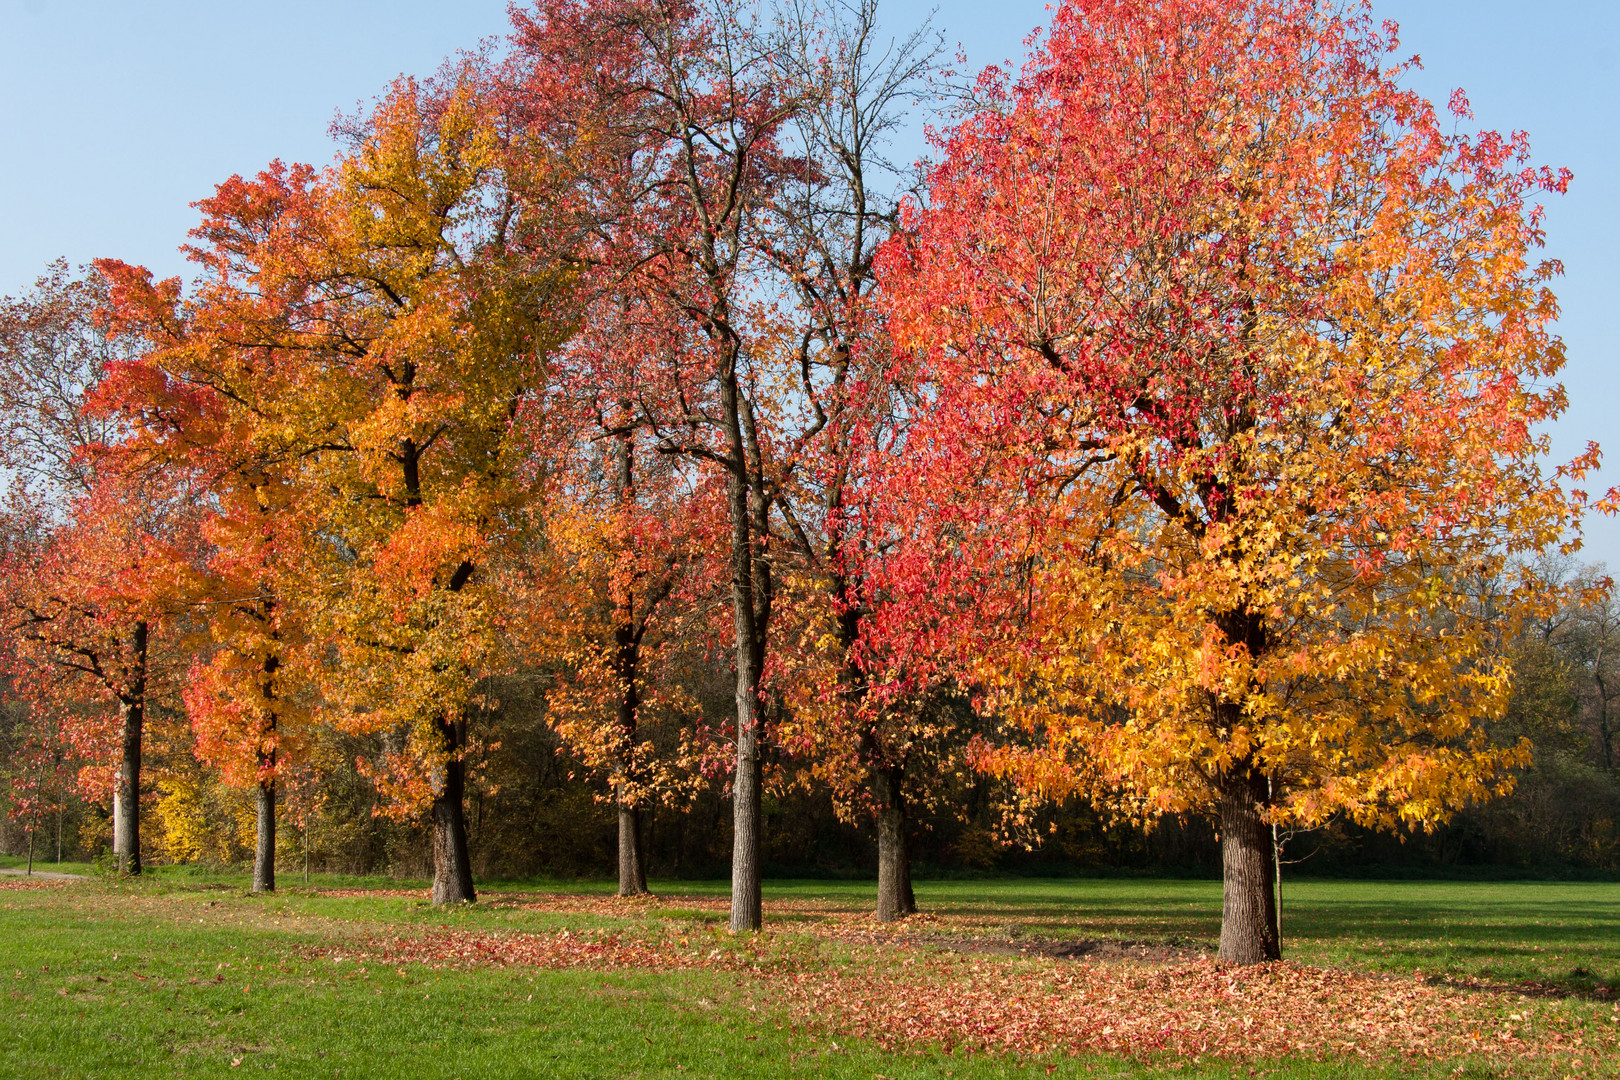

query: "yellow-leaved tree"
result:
(880, 0), (1596, 962)
(102, 73), (575, 904)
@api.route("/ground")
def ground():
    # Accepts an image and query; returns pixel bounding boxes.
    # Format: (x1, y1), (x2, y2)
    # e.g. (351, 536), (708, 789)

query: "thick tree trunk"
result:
(430, 715), (476, 905)
(617, 791), (649, 897)
(875, 806), (915, 922)
(113, 620), (147, 876)
(873, 764), (915, 922)
(1218, 771), (1279, 964)
(253, 759), (275, 894)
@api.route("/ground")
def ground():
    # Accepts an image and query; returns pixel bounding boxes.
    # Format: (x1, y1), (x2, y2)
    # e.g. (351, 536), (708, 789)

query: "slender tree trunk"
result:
(1596, 673), (1614, 772)
(721, 372), (768, 933)
(430, 715), (476, 905)
(26, 828), (33, 876)
(253, 754), (276, 895)
(112, 782), (124, 863)
(1218, 770), (1279, 964)
(609, 418), (653, 899)
(253, 595), (281, 894)
(617, 789), (649, 896)
(873, 764), (915, 922)
(113, 620), (147, 876)
(729, 646), (764, 931)
(55, 804), (62, 864)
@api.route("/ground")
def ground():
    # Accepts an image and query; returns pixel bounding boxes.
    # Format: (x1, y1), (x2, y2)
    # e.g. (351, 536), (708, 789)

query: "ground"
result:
(1, 861), (1616, 1078)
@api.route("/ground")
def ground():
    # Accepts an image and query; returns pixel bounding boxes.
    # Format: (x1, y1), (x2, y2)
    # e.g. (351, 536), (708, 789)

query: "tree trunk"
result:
(617, 790), (649, 897)
(873, 764), (915, 922)
(113, 620), (147, 876)
(730, 669), (764, 931)
(430, 715), (476, 905)
(610, 420), (652, 900)
(111, 782), (125, 864)
(1218, 771), (1279, 964)
(722, 377), (768, 933)
(253, 758), (275, 895)
(254, 626), (280, 894)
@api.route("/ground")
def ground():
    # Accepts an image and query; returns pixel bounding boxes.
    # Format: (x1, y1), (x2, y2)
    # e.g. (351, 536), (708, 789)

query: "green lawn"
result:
(2, 872), (1615, 1078)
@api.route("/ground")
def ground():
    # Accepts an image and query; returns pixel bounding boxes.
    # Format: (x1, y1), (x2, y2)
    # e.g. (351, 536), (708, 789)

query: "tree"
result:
(754, 0), (962, 922)
(100, 74), (575, 903)
(0, 471), (186, 874)
(84, 320), (312, 894)
(519, 381), (723, 896)
(0, 263), (170, 874)
(509, 0), (808, 930)
(508, 0), (946, 929)
(881, 0), (1588, 962)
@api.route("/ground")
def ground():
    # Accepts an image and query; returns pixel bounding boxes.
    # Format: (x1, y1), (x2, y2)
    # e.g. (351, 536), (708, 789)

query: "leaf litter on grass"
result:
(299, 892), (1620, 1077)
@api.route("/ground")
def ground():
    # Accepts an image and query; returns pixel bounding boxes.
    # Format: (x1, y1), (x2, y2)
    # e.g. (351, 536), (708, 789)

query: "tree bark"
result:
(617, 790), (649, 896)
(253, 582), (281, 894)
(430, 715), (476, 905)
(729, 652), (764, 931)
(253, 758), (275, 894)
(722, 369), (768, 933)
(113, 619), (147, 876)
(874, 763), (915, 922)
(1218, 770), (1280, 964)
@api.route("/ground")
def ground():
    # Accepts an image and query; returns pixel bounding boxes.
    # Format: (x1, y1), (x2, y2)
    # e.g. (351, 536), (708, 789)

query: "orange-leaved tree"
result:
(881, 0), (1592, 962)
(0, 263), (184, 874)
(85, 293), (313, 894)
(520, 388), (724, 896)
(100, 73), (575, 904)
(0, 469), (192, 874)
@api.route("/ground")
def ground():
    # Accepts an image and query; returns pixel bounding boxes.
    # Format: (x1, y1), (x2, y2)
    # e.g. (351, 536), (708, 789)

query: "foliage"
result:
(878, 0), (1593, 960)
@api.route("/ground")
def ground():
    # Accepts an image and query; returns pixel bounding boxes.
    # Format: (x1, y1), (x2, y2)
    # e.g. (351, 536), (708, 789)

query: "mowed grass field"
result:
(1, 868), (1616, 1079)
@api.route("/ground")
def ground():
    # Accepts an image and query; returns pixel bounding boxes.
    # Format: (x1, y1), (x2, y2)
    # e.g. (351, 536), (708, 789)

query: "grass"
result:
(2, 872), (1616, 1079)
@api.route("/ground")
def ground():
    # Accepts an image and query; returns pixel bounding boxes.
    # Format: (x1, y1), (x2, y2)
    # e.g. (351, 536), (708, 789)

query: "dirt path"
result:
(0, 867), (83, 879)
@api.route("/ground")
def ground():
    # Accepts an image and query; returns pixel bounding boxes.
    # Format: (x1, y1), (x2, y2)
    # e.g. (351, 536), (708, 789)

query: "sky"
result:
(3, 0), (1614, 565)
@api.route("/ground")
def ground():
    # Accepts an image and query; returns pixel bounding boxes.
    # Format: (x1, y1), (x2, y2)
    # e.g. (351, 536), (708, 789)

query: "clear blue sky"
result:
(4, 0), (1613, 565)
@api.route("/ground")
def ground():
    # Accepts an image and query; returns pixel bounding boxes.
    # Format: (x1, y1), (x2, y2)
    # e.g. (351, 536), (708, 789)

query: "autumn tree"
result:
(517, 358), (725, 896)
(100, 74), (575, 903)
(87, 278), (317, 894)
(882, 0), (1589, 962)
(0, 263), (174, 874)
(0, 470), (191, 874)
(508, 0), (953, 928)
(508, 0), (812, 930)
(754, 0), (961, 922)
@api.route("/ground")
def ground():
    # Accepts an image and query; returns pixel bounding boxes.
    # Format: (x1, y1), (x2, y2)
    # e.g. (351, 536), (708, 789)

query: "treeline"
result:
(2, 0), (1615, 966)
(6, 579), (1618, 878)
